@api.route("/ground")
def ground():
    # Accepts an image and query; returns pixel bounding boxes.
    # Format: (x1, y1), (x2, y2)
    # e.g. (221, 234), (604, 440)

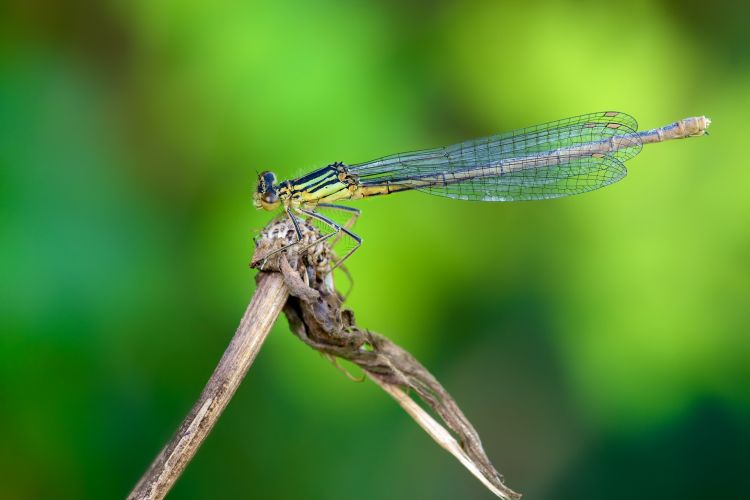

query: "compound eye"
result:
(262, 191), (279, 204)
(261, 171), (277, 187)
(259, 189), (280, 211)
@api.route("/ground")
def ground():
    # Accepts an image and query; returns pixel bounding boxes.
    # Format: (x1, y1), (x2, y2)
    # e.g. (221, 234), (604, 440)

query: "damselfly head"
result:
(253, 170), (280, 211)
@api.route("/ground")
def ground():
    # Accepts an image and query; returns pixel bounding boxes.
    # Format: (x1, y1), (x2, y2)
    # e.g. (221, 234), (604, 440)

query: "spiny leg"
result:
(293, 207), (343, 258)
(257, 206), (362, 272)
(330, 227), (362, 270)
(315, 203), (361, 247)
(302, 204), (359, 297)
(316, 203), (361, 228)
(287, 207), (304, 240)
(297, 208), (362, 270)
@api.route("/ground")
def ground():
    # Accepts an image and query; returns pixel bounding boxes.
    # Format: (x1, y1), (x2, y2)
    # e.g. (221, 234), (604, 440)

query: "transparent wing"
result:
(348, 111), (641, 201)
(419, 154), (627, 201)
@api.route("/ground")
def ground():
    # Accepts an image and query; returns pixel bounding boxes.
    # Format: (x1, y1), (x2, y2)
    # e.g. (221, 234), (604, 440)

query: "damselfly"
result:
(254, 111), (710, 267)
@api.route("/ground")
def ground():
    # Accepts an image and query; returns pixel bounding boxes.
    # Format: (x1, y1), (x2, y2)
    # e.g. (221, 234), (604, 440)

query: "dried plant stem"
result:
(130, 217), (520, 499)
(370, 376), (514, 499)
(128, 272), (288, 500)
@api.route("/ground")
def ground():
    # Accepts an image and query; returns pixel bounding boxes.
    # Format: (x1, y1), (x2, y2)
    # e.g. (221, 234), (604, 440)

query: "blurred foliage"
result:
(1, 0), (748, 498)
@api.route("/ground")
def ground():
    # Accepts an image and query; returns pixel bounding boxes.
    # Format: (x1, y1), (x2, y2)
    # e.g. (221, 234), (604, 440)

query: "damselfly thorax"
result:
(253, 112), (710, 269)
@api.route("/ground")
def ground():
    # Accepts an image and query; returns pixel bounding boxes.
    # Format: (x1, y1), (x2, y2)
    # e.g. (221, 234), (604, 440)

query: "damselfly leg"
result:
(255, 206), (362, 272)
(255, 208), (306, 269)
(296, 208), (362, 270)
(315, 203), (360, 247)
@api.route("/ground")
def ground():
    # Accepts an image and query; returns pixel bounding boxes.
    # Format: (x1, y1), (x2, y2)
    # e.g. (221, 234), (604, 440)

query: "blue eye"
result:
(262, 172), (276, 187)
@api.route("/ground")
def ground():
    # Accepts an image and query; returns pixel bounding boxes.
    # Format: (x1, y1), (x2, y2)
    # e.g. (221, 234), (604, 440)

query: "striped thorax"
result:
(254, 163), (363, 212)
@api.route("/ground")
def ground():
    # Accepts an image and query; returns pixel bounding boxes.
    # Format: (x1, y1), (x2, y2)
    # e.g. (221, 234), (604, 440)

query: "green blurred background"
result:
(1, 0), (748, 498)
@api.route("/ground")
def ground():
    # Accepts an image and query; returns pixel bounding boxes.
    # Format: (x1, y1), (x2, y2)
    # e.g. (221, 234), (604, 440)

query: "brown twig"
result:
(129, 216), (520, 499)
(128, 272), (288, 500)
(271, 218), (520, 499)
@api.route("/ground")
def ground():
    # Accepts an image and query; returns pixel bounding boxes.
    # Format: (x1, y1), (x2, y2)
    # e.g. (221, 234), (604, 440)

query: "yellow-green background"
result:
(1, 1), (748, 498)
